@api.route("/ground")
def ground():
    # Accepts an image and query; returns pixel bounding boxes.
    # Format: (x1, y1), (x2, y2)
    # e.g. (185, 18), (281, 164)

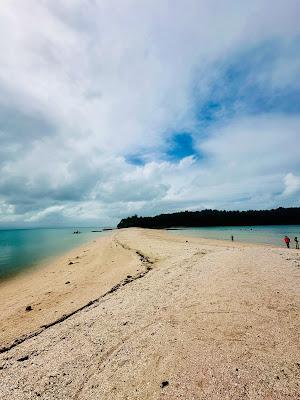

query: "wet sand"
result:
(0, 233), (138, 348)
(0, 228), (299, 399)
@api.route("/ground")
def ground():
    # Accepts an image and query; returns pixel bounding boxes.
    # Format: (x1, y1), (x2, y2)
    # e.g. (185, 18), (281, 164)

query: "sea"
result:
(0, 227), (110, 279)
(168, 225), (300, 248)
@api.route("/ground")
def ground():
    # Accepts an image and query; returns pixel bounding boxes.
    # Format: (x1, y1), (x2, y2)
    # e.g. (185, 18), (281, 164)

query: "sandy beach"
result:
(0, 228), (299, 399)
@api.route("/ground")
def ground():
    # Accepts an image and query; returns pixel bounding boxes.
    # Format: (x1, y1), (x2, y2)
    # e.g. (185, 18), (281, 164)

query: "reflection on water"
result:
(0, 228), (110, 279)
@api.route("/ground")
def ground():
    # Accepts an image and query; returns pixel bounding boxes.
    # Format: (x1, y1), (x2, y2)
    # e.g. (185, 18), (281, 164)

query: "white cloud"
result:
(25, 205), (65, 222)
(282, 173), (300, 196)
(0, 1), (299, 226)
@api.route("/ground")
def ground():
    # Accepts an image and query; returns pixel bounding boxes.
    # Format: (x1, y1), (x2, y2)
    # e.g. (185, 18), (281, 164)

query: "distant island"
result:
(117, 207), (300, 229)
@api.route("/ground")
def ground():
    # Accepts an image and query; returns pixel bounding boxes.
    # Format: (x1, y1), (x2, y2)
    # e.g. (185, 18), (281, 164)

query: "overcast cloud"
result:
(0, 0), (300, 227)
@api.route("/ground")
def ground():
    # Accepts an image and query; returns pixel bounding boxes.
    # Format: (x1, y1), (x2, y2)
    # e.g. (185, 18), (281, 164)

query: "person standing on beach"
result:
(231, 235), (234, 241)
(284, 236), (291, 248)
(295, 237), (299, 249)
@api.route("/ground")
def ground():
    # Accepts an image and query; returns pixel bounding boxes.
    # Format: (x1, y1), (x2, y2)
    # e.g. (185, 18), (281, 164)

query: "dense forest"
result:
(117, 207), (300, 229)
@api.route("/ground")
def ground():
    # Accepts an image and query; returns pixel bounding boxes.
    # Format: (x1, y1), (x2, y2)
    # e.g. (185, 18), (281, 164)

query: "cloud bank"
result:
(0, 0), (300, 226)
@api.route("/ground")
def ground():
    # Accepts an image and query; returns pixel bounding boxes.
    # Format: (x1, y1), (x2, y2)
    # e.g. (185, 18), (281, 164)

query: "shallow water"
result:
(169, 225), (300, 248)
(0, 227), (110, 279)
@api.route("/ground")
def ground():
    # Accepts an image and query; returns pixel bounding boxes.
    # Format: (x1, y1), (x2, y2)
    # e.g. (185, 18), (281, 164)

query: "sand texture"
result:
(0, 228), (299, 399)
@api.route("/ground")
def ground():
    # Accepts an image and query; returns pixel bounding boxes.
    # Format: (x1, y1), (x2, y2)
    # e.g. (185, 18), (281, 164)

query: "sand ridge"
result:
(0, 228), (299, 399)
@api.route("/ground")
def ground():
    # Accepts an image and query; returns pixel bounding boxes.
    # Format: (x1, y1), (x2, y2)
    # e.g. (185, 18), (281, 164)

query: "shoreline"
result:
(165, 226), (300, 248)
(1, 224), (295, 283)
(0, 232), (108, 283)
(0, 229), (111, 281)
(0, 229), (296, 348)
(166, 229), (277, 248)
(0, 231), (141, 348)
(0, 227), (277, 285)
(0, 228), (299, 399)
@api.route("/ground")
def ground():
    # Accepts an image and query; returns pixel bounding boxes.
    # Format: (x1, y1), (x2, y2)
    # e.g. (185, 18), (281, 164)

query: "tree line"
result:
(117, 207), (300, 229)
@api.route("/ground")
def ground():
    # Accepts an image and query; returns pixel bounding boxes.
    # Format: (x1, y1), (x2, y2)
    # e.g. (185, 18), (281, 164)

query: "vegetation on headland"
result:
(117, 207), (300, 229)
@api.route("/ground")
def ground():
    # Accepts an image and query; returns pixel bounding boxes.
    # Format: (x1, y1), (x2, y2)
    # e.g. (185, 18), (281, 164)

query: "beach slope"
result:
(0, 228), (299, 399)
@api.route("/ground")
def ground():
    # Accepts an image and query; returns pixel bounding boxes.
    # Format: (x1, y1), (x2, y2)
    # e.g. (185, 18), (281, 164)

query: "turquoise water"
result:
(169, 225), (300, 248)
(0, 228), (111, 279)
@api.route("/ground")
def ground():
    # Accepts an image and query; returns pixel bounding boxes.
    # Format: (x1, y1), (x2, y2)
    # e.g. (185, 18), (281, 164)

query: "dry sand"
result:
(0, 233), (139, 348)
(0, 228), (299, 399)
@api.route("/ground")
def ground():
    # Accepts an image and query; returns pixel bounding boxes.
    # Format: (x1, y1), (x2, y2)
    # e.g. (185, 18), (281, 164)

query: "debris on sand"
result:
(160, 381), (169, 388)
(17, 355), (29, 362)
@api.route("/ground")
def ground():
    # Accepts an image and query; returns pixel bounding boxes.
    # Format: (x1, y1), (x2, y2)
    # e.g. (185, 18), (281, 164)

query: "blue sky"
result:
(0, 0), (300, 226)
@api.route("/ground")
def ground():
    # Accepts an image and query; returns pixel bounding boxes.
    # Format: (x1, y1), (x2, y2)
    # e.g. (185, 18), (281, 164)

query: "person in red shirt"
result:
(283, 236), (291, 248)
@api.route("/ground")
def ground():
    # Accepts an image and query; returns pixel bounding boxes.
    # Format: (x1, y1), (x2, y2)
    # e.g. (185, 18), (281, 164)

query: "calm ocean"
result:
(169, 225), (300, 248)
(0, 228), (110, 279)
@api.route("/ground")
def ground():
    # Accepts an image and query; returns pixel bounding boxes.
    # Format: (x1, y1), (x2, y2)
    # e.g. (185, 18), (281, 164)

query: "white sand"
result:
(0, 228), (299, 399)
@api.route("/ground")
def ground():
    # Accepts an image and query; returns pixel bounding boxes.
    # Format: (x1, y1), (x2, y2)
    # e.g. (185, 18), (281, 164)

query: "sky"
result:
(0, 0), (300, 227)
